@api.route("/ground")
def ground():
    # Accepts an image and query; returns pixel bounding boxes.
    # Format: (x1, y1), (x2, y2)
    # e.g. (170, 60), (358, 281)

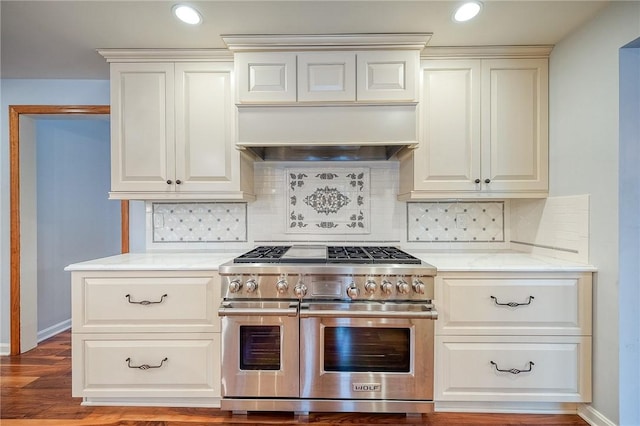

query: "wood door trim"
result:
(9, 105), (126, 355)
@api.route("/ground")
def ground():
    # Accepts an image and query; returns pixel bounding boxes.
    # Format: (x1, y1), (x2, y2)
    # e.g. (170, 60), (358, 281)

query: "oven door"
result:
(218, 301), (299, 398)
(299, 302), (437, 401)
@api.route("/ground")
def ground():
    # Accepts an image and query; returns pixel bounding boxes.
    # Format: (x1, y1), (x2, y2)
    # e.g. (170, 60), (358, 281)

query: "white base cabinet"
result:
(71, 270), (222, 407)
(434, 271), (592, 405)
(72, 333), (220, 400)
(436, 335), (591, 403)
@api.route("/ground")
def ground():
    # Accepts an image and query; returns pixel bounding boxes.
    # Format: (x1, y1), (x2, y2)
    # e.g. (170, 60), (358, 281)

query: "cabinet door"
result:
(297, 52), (356, 102)
(110, 62), (175, 192)
(412, 60), (481, 192)
(236, 52), (297, 102)
(481, 59), (549, 192)
(174, 63), (239, 192)
(356, 51), (418, 101)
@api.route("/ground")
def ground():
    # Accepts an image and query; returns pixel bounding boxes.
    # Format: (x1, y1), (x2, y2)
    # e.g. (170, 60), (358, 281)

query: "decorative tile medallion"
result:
(407, 201), (504, 242)
(286, 168), (370, 234)
(152, 202), (247, 242)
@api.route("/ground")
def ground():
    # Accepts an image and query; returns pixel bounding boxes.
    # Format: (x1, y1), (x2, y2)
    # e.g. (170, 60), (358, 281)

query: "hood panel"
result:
(236, 103), (418, 161)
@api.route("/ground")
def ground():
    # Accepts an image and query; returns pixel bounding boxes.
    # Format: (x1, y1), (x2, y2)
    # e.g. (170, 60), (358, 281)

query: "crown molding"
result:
(97, 49), (233, 62)
(421, 45), (554, 59)
(221, 33), (432, 51)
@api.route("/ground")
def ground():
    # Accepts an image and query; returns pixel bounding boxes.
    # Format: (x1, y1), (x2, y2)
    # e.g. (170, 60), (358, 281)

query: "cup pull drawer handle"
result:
(490, 295), (534, 307)
(126, 357), (168, 370)
(490, 360), (534, 374)
(125, 294), (168, 305)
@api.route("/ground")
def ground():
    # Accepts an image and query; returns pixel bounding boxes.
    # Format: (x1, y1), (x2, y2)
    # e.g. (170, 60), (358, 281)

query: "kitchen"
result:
(1, 1), (639, 425)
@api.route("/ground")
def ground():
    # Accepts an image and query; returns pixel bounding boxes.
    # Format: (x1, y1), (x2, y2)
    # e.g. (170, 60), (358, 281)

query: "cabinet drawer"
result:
(435, 335), (591, 402)
(72, 333), (220, 398)
(72, 272), (220, 332)
(436, 273), (591, 335)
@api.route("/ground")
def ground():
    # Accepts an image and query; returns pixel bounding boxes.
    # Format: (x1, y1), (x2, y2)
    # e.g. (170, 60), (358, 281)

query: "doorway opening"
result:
(9, 105), (129, 355)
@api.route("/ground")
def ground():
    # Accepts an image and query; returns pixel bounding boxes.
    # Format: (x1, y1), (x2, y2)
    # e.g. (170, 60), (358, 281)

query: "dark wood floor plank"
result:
(0, 330), (589, 425)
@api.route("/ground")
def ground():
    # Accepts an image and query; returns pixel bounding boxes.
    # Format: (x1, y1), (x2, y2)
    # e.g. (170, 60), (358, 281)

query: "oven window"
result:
(240, 326), (281, 370)
(324, 327), (410, 373)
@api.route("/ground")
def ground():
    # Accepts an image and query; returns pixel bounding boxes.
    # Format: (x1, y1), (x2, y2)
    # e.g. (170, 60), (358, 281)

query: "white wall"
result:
(549, 2), (640, 424)
(0, 79), (109, 352)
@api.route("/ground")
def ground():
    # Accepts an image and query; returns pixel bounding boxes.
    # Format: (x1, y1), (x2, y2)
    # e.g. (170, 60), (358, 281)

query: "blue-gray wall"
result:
(36, 118), (120, 335)
(619, 42), (640, 426)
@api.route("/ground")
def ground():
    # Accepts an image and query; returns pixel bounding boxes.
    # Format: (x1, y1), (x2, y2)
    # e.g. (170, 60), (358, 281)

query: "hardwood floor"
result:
(1, 331), (589, 426)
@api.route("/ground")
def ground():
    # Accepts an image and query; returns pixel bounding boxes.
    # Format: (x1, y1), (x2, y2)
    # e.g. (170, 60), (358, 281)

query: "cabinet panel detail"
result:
(298, 52), (355, 101)
(175, 64), (236, 191)
(236, 52), (296, 102)
(436, 336), (591, 402)
(111, 63), (174, 192)
(357, 51), (418, 101)
(481, 59), (548, 192)
(73, 334), (220, 398)
(73, 273), (220, 333)
(413, 61), (481, 192)
(436, 274), (591, 335)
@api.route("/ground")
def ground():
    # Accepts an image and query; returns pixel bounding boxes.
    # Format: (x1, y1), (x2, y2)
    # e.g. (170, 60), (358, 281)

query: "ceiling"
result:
(1, 0), (611, 80)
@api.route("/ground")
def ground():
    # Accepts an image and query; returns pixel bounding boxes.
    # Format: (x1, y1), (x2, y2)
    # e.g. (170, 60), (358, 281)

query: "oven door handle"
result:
(299, 304), (438, 320)
(218, 302), (299, 317)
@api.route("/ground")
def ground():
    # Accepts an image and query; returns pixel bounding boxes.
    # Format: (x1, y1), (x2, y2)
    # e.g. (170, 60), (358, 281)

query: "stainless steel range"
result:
(217, 245), (438, 415)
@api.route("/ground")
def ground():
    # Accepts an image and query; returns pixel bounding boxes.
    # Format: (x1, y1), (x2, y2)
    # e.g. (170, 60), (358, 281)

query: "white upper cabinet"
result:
(481, 59), (549, 193)
(407, 60), (482, 193)
(103, 51), (254, 201)
(399, 54), (549, 200)
(356, 50), (418, 101)
(236, 52), (297, 103)
(297, 52), (356, 102)
(110, 62), (175, 193)
(236, 50), (417, 103)
(225, 34), (431, 104)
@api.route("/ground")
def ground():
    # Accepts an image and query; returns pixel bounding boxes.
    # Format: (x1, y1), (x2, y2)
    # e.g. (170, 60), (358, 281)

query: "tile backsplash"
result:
(151, 202), (247, 243)
(407, 201), (505, 243)
(145, 162), (517, 250)
(250, 162), (402, 243)
(286, 168), (370, 234)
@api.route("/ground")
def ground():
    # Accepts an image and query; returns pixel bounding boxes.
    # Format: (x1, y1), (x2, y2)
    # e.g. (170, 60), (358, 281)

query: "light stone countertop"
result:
(65, 250), (596, 273)
(413, 251), (596, 272)
(64, 251), (242, 271)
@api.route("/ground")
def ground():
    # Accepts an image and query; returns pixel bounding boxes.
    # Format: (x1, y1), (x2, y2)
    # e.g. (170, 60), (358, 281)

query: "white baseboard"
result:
(578, 404), (617, 426)
(435, 401), (579, 414)
(37, 319), (71, 343)
(0, 343), (9, 356)
(81, 397), (220, 408)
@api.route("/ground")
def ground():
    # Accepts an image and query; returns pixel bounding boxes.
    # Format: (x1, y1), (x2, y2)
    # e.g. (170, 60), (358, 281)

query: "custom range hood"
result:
(222, 34), (432, 161)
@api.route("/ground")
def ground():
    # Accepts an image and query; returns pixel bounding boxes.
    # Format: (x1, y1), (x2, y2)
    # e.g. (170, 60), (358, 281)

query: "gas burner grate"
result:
(234, 246), (291, 263)
(362, 247), (422, 264)
(327, 246), (373, 264)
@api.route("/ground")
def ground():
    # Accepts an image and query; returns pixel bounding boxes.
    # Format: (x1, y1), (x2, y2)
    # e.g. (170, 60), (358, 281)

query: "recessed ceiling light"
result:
(172, 4), (202, 25)
(453, 1), (483, 23)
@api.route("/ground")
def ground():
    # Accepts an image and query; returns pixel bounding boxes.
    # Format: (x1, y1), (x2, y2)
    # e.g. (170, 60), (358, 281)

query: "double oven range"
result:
(217, 245), (438, 414)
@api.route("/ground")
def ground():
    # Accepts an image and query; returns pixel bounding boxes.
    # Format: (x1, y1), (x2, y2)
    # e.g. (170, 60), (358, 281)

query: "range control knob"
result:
(346, 284), (360, 299)
(412, 279), (426, 294)
(293, 284), (307, 299)
(245, 279), (258, 293)
(397, 279), (410, 295)
(228, 278), (242, 293)
(276, 279), (289, 295)
(364, 279), (377, 294)
(381, 279), (394, 295)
